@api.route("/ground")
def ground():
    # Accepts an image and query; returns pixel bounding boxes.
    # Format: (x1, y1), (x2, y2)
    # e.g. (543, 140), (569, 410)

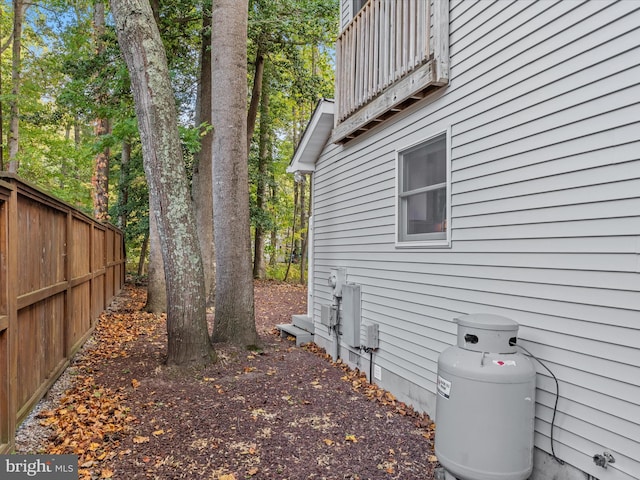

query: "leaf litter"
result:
(16, 281), (437, 479)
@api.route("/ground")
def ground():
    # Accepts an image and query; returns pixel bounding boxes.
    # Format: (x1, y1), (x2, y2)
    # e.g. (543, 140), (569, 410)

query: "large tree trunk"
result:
(192, 1), (216, 307)
(144, 211), (167, 313)
(7, 0), (23, 173)
(211, 0), (258, 347)
(92, 1), (111, 221)
(111, 0), (215, 366)
(252, 73), (270, 280)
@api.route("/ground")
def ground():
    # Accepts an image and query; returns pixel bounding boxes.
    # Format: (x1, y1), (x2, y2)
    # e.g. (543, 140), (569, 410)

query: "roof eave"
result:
(287, 99), (335, 174)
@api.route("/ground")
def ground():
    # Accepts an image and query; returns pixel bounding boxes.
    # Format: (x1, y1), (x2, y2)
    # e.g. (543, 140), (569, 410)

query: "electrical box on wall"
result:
(341, 283), (361, 347)
(320, 304), (337, 327)
(363, 323), (379, 349)
(329, 268), (346, 297)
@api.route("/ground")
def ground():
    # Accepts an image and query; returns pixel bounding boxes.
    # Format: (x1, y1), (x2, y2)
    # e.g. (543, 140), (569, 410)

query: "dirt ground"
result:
(15, 281), (438, 480)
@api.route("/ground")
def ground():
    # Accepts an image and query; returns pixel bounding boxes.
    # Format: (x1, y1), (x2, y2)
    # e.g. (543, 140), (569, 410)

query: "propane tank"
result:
(435, 314), (536, 480)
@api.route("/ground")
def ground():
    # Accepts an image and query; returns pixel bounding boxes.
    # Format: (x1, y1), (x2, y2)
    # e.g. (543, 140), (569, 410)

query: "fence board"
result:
(0, 186), (9, 451)
(0, 173), (125, 453)
(0, 328), (8, 448)
(72, 217), (91, 279)
(69, 282), (91, 352)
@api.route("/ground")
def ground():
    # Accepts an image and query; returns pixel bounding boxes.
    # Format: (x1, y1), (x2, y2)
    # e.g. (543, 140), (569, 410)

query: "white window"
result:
(397, 132), (450, 246)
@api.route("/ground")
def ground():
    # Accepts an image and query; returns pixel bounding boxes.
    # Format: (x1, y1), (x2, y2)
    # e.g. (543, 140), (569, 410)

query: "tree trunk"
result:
(117, 140), (131, 229)
(137, 228), (149, 277)
(92, 1), (110, 221)
(252, 71), (270, 280)
(111, 0), (215, 366)
(269, 182), (277, 266)
(283, 182), (298, 282)
(246, 48), (264, 151)
(144, 210), (166, 313)
(92, 121), (110, 221)
(7, 0), (23, 173)
(211, 0), (258, 347)
(192, 1), (216, 307)
(269, 229), (277, 266)
(149, 0), (160, 25)
(74, 116), (81, 146)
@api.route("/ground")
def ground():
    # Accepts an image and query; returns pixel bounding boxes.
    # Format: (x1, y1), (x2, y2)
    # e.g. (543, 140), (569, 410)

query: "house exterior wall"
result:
(310, 1), (640, 479)
(340, 0), (352, 30)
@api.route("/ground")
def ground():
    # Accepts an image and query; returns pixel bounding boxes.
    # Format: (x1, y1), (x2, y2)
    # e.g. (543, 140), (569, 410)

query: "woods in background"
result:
(0, 0), (337, 364)
(0, 0), (337, 282)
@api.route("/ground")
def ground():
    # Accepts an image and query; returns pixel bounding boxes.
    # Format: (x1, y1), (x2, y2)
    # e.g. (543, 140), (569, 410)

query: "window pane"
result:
(406, 187), (447, 235)
(397, 132), (448, 243)
(353, 0), (368, 15)
(402, 139), (446, 192)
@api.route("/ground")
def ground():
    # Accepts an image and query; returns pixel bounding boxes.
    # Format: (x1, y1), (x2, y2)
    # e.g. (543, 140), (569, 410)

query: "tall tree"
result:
(252, 70), (270, 279)
(246, 0), (337, 278)
(246, 44), (264, 151)
(144, 210), (167, 313)
(192, 0), (216, 306)
(211, 0), (258, 346)
(7, 0), (24, 173)
(92, 0), (111, 220)
(111, 0), (216, 366)
(117, 140), (131, 229)
(0, 4), (8, 169)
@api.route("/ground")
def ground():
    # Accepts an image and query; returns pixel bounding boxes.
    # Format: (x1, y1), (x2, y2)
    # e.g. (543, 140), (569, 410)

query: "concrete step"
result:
(291, 314), (314, 333)
(276, 323), (313, 347)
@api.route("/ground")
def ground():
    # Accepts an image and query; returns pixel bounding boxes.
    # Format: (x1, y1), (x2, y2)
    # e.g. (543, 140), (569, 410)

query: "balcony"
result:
(333, 0), (449, 143)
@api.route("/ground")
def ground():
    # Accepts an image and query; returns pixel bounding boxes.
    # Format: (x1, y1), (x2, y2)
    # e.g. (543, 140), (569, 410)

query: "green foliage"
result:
(2, 0), (339, 279)
(247, 0), (337, 278)
(266, 262), (302, 283)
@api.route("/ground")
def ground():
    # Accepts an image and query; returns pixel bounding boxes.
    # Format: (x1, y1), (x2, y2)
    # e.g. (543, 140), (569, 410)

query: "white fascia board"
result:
(287, 99), (335, 174)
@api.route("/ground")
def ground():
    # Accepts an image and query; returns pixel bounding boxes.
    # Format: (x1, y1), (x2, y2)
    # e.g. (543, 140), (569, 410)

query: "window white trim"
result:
(395, 127), (451, 248)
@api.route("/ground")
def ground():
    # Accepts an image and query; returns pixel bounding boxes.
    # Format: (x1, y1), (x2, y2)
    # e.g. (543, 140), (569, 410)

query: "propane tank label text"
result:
(437, 375), (452, 399)
(493, 359), (517, 367)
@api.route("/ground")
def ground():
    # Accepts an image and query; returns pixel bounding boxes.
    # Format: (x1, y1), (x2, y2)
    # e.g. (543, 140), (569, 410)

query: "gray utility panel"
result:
(435, 314), (536, 480)
(341, 283), (361, 348)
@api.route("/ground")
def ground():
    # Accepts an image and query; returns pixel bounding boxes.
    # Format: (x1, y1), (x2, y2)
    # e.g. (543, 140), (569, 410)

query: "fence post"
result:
(0, 181), (12, 453)
(64, 211), (72, 359)
(8, 182), (17, 453)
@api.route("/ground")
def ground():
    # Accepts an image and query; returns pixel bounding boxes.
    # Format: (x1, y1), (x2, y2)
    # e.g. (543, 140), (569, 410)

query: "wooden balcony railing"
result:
(334, 0), (449, 143)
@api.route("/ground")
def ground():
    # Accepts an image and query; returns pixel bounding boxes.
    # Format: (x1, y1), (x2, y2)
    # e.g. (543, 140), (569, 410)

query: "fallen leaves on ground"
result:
(253, 280), (307, 332)
(304, 342), (436, 434)
(36, 285), (154, 479)
(23, 282), (437, 479)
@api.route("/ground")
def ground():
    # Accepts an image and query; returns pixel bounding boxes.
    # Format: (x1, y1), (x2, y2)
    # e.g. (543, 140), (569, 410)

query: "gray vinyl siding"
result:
(311, 1), (640, 479)
(340, 0), (351, 31)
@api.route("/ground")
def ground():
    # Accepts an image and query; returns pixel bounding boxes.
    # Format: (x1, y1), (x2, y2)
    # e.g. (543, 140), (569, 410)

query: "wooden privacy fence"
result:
(0, 173), (125, 454)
